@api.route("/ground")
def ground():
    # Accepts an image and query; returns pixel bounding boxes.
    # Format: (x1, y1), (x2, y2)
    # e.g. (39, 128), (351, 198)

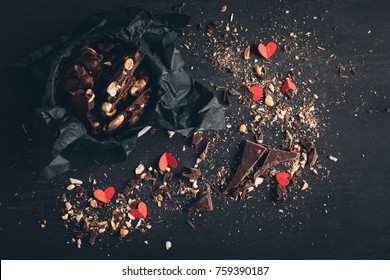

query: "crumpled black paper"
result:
(18, 8), (225, 179)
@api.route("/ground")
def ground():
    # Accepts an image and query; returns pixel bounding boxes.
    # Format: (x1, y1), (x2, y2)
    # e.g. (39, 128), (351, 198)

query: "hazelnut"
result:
(107, 114), (125, 131)
(124, 58), (134, 71)
(106, 81), (118, 97)
(130, 79), (146, 95)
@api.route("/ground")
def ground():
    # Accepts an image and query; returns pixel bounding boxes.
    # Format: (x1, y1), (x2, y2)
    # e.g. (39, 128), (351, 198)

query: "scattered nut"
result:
(254, 177), (264, 187)
(167, 131), (175, 138)
(254, 64), (262, 76)
(65, 202), (72, 211)
(301, 181), (309, 190)
(265, 95), (274, 106)
(135, 164), (145, 175)
(69, 178), (83, 185)
(165, 241), (172, 250)
(90, 199), (98, 208)
(328, 155), (338, 162)
(124, 58), (134, 71)
(66, 184), (76, 191)
(220, 5), (227, 12)
(77, 238), (82, 249)
(61, 214), (69, 220)
(120, 227), (129, 238)
(244, 45), (250, 60)
(239, 124), (248, 134)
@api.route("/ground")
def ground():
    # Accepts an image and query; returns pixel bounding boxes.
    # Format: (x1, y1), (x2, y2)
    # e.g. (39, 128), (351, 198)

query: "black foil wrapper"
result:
(16, 8), (225, 178)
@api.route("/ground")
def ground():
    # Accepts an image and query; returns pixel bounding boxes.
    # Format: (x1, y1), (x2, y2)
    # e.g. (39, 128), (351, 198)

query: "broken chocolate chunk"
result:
(188, 188), (213, 213)
(182, 167), (202, 181)
(276, 185), (288, 202)
(301, 137), (318, 166)
(224, 141), (267, 194)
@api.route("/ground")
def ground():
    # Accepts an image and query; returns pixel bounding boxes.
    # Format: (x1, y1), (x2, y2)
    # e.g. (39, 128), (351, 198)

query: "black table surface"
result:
(0, 0), (389, 260)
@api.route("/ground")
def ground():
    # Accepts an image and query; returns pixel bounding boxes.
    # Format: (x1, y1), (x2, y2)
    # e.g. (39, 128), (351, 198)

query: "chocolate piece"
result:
(224, 141), (267, 194)
(188, 188), (213, 213)
(301, 137), (318, 166)
(276, 185), (288, 202)
(182, 167), (202, 180)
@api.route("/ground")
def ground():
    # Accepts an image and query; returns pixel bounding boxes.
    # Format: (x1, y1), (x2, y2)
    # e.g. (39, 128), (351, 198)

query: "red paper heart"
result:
(276, 172), (290, 187)
(94, 186), (115, 203)
(159, 152), (178, 171)
(249, 86), (263, 101)
(258, 42), (277, 59)
(130, 201), (148, 219)
(282, 79), (297, 92)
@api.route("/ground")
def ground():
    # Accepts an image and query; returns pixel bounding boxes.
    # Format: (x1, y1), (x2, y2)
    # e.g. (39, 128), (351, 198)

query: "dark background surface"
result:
(0, 0), (389, 259)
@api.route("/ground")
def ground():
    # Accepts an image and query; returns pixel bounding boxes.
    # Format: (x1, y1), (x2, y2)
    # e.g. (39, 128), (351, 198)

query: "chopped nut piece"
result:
(239, 124), (248, 134)
(90, 199), (98, 208)
(135, 164), (145, 175)
(167, 131), (175, 138)
(120, 227), (129, 238)
(165, 241), (172, 250)
(61, 214), (69, 220)
(65, 202), (72, 211)
(77, 238), (82, 249)
(107, 114), (125, 131)
(66, 184), (76, 191)
(219, 5), (227, 12)
(301, 181), (309, 190)
(328, 155), (338, 162)
(244, 45), (250, 60)
(69, 178), (83, 185)
(130, 79), (147, 95)
(265, 95), (274, 106)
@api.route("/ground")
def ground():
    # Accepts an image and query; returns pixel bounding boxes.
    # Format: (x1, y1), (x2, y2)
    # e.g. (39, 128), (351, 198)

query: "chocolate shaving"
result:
(199, 139), (211, 161)
(182, 167), (202, 180)
(191, 131), (203, 147)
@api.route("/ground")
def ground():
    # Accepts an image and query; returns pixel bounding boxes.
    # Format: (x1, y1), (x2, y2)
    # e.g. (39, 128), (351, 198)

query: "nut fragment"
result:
(219, 5), (227, 12)
(167, 131), (175, 138)
(265, 95), (274, 106)
(61, 214), (69, 220)
(239, 124), (248, 134)
(165, 241), (172, 250)
(124, 58), (134, 71)
(254, 64), (262, 76)
(244, 45), (250, 60)
(120, 227), (129, 238)
(69, 178), (83, 185)
(65, 202), (72, 211)
(90, 199), (98, 208)
(328, 155), (338, 162)
(301, 181), (309, 190)
(107, 81), (118, 97)
(130, 79), (147, 95)
(135, 164), (145, 175)
(66, 184), (76, 191)
(107, 114), (125, 131)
